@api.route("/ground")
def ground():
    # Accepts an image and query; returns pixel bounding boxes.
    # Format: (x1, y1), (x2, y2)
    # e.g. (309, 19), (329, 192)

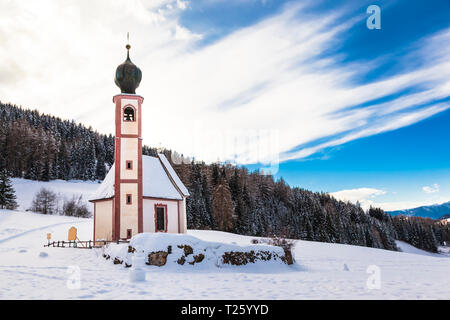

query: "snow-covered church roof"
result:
(89, 153), (189, 201)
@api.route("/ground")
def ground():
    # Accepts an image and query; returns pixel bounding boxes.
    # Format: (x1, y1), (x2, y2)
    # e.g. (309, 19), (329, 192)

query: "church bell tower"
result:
(112, 40), (143, 241)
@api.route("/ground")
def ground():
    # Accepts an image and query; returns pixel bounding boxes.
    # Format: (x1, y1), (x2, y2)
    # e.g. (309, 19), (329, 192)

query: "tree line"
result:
(0, 102), (115, 181)
(1, 102), (448, 252)
(172, 160), (449, 253)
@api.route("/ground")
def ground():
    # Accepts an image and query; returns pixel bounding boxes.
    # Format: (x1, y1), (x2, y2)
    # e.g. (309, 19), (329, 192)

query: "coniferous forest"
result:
(1, 102), (449, 252)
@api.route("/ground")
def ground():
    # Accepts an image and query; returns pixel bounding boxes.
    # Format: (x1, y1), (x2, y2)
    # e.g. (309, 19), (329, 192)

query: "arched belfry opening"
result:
(123, 106), (135, 121)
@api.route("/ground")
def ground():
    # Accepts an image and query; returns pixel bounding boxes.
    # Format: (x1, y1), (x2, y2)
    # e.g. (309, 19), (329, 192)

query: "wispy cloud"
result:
(0, 1), (449, 165)
(330, 186), (448, 211)
(423, 184), (439, 194)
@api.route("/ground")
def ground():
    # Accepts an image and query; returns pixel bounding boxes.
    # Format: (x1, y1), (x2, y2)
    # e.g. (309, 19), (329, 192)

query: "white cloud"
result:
(176, 0), (188, 10)
(0, 1), (449, 166)
(422, 184), (439, 194)
(330, 188), (386, 210)
(331, 186), (449, 211)
(374, 199), (446, 212)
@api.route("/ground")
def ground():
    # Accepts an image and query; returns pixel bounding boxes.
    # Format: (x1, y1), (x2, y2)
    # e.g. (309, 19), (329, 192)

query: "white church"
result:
(89, 42), (189, 244)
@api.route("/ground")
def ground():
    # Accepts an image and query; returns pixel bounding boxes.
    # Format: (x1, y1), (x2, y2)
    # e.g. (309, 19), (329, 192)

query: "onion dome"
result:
(114, 43), (142, 94)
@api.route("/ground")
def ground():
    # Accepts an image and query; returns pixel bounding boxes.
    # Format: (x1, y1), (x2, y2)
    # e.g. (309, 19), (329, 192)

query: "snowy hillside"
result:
(395, 241), (446, 257)
(12, 178), (100, 212)
(0, 210), (449, 299)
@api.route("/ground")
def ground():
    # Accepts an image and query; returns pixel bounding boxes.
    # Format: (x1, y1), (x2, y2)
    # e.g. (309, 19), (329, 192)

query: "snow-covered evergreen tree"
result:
(0, 169), (18, 210)
(212, 178), (234, 232)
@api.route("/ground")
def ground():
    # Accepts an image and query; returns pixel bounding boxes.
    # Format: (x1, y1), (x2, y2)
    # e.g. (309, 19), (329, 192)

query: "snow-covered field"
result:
(0, 209), (449, 299)
(12, 178), (100, 212)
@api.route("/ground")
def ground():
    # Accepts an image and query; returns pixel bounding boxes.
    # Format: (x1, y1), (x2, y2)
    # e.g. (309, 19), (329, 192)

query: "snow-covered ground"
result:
(395, 240), (447, 257)
(0, 209), (449, 299)
(12, 178), (100, 212)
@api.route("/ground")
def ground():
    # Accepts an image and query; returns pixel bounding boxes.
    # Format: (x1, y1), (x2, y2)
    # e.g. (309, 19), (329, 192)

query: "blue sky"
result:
(177, 0), (450, 210)
(247, 108), (450, 210)
(1, 0), (449, 210)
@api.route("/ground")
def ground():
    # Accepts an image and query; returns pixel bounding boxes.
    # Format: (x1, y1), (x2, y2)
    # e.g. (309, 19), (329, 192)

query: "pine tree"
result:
(237, 184), (251, 234)
(210, 163), (220, 187)
(40, 158), (51, 182)
(57, 141), (70, 180)
(186, 162), (213, 229)
(212, 178), (234, 232)
(0, 169), (18, 210)
(95, 155), (106, 180)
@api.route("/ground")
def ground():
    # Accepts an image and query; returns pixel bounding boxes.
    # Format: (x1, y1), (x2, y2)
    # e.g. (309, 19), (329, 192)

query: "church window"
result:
(126, 161), (133, 170)
(126, 194), (132, 205)
(123, 106), (135, 121)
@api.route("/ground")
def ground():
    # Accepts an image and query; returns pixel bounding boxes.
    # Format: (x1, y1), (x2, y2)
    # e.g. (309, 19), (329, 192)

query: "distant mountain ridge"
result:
(388, 202), (450, 220)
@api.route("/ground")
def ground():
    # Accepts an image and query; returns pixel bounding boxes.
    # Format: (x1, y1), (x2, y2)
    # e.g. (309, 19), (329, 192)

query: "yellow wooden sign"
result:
(47, 233), (51, 240)
(68, 227), (77, 241)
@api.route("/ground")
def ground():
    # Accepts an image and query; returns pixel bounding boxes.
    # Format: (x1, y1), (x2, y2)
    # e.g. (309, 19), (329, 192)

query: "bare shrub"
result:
(63, 195), (90, 218)
(254, 228), (296, 265)
(268, 236), (295, 265)
(30, 187), (58, 215)
(268, 236), (295, 251)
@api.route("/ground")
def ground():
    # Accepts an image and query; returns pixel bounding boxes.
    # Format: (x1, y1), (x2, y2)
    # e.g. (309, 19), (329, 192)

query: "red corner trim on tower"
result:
(138, 138), (143, 233)
(114, 96), (122, 241)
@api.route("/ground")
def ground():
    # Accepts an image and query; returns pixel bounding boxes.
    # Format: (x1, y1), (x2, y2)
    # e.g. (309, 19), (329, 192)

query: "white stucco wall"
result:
(120, 137), (138, 180)
(94, 199), (113, 242)
(120, 183), (138, 238)
(143, 198), (180, 233)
